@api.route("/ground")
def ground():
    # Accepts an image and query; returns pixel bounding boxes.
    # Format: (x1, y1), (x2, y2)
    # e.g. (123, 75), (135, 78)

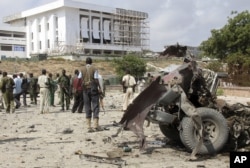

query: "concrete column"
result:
(100, 13), (103, 45)
(89, 13), (92, 43)
(26, 20), (31, 57)
(33, 19), (39, 52)
(42, 16), (47, 52)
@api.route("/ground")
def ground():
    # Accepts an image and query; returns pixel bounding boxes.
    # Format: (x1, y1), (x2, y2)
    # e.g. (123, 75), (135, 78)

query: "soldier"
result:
(0, 70), (4, 111)
(0, 71), (15, 113)
(48, 73), (57, 107)
(20, 73), (29, 106)
(81, 57), (102, 132)
(58, 69), (70, 111)
(55, 73), (61, 105)
(29, 73), (38, 105)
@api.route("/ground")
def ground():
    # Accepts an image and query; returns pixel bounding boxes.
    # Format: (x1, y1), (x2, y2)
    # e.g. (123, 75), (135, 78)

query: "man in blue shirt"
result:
(13, 74), (22, 109)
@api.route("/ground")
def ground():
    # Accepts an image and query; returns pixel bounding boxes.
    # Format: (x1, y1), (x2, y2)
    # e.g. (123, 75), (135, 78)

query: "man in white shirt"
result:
(38, 69), (50, 114)
(122, 69), (136, 111)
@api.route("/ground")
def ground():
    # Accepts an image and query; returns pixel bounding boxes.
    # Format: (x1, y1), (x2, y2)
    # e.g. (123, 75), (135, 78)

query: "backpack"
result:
(5, 77), (13, 90)
(1, 77), (13, 92)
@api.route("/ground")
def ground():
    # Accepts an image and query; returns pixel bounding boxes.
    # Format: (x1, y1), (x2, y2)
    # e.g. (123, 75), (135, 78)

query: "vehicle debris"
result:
(114, 44), (250, 160)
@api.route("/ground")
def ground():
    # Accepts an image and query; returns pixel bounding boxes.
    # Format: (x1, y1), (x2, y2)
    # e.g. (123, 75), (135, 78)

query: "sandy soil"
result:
(1, 91), (250, 168)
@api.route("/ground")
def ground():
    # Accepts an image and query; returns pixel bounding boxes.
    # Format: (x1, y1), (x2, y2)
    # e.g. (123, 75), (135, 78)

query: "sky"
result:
(0, 0), (249, 51)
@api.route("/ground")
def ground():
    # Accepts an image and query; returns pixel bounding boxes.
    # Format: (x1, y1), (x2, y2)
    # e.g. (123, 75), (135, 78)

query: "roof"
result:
(3, 0), (147, 23)
(3, 0), (115, 23)
(0, 25), (25, 32)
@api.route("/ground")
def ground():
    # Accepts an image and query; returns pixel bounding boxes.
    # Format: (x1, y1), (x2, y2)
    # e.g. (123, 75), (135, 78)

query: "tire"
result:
(179, 107), (229, 154)
(159, 124), (181, 143)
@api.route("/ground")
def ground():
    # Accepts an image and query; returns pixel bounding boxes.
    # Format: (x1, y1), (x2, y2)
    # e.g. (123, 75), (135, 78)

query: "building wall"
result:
(3, 0), (149, 59)
(0, 28), (26, 59)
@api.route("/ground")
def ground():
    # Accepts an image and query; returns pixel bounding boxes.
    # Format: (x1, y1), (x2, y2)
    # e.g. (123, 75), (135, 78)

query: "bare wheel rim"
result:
(194, 119), (219, 144)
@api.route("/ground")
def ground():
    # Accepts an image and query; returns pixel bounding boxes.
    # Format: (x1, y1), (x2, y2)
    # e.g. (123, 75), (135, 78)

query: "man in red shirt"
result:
(71, 69), (84, 113)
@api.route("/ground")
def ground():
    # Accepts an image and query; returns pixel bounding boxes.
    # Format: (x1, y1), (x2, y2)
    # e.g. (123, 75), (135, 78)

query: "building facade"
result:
(3, 0), (149, 59)
(0, 26), (26, 60)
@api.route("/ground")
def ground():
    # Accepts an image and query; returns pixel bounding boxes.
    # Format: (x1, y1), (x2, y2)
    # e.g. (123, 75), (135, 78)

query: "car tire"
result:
(179, 107), (229, 154)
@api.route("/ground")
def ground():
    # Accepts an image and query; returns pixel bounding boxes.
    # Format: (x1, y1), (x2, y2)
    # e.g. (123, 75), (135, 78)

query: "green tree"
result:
(112, 54), (147, 79)
(200, 11), (250, 60)
(226, 54), (250, 86)
(205, 61), (224, 72)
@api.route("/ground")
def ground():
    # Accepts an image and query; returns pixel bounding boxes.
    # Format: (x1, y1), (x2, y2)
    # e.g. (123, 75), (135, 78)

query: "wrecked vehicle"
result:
(117, 44), (250, 156)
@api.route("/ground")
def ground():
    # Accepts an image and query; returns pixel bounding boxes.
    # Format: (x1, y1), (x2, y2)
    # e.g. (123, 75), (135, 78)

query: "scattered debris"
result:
(123, 146), (132, 152)
(28, 125), (35, 129)
(74, 150), (83, 155)
(85, 138), (92, 141)
(79, 154), (126, 167)
(47, 141), (75, 144)
(107, 149), (124, 158)
(62, 128), (73, 134)
(102, 136), (112, 144)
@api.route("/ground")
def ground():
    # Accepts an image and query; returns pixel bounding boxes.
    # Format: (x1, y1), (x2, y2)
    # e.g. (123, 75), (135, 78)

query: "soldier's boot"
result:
(87, 118), (94, 133)
(94, 118), (103, 131)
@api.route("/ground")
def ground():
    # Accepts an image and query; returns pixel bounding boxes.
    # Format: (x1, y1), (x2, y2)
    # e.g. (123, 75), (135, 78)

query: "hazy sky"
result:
(0, 0), (249, 51)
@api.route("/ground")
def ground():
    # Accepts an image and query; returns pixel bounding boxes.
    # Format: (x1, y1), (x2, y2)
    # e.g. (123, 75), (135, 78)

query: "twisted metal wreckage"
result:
(114, 44), (250, 160)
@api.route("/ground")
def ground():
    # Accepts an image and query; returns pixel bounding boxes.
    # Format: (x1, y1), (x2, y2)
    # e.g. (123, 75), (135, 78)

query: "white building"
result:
(3, 0), (149, 59)
(0, 25), (26, 60)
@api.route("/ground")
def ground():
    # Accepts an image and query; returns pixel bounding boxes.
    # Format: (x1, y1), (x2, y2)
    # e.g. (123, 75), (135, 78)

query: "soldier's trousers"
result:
(83, 88), (100, 118)
(72, 90), (84, 113)
(3, 92), (15, 113)
(49, 90), (55, 106)
(60, 88), (70, 110)
(39, 88), (50, 113)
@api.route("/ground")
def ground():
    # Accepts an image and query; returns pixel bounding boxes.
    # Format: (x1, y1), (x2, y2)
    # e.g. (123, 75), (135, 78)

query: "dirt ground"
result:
(0, 59), (185, 77)
(1, 90), (250, 168)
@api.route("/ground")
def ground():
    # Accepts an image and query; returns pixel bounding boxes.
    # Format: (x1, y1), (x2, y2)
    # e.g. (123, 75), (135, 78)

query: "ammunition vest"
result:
(81, 65), (96, 89)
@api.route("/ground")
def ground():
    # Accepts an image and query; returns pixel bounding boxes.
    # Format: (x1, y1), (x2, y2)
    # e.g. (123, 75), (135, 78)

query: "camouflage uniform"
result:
(58, 70), (70, 111)
(48, 73), (57, 106)
(0, 73), (15, 113)
(0, 71), (4, 110)
(29, 74), (38, 105)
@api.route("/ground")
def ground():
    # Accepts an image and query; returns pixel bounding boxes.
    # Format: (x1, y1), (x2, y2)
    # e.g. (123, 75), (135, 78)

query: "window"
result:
(39, 25), (41, 32)
(13, 34), (25, 38)
(31, 42), (34, 51)
(55, 17), (58, 28)
(14, 45), (25, 51)
(47, 23), (49, 31)
(47, 39), (50, 48)
(55, 37), (59, 45)
(39, 41), (42, 49)
(1, 45), (12, 51)
(0, 32), (11, 37)
(31, 32), (33, 40)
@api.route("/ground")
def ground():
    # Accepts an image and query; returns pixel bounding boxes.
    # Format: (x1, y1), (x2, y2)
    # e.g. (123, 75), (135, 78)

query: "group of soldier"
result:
(0, 71), (38, 113)
(0, 57), (106, 132)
